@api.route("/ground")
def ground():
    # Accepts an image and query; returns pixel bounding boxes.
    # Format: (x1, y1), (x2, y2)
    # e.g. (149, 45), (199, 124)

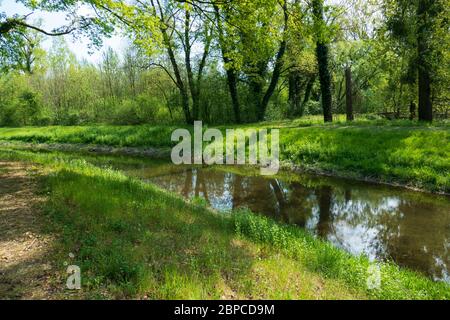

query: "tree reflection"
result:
(195, 169), (209, 202)
(182, 169), (193, 197)
(146, 165), (450, 282)
(232, 174), (244, 210)
(316, 186), (333, 238)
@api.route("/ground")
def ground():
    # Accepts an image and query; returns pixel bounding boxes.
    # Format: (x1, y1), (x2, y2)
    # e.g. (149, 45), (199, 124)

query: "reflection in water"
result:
(124, 165), (449, 283)
(316, 186), (332, 238)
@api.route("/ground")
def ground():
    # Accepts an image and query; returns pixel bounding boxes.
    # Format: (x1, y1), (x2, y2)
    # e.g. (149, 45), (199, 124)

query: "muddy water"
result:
(108, 159), (450, 283)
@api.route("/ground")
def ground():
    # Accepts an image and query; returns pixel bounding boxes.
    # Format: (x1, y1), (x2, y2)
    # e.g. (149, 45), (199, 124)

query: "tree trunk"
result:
(226, 69), (241, 123)
(196, 27), (212, 121)
(345, 66), (354, 121)
(162, 29), (192, 124)
(300, 74), (316, 115)
(417, 0), (433, 122)
(316, 44), (333, 122)
(288, 70), (302, 117)
(258, 2), (289, 121)
(184, 10), (198, 120)
(417, 61), (432, 122)
(316, 186), (332, 238)
(251, 76), (265, 120)
(313, 0), (333, 123)
(259, 38), (287, 120)
(214, 5), (241, 123)
(409, 101), (416, 120)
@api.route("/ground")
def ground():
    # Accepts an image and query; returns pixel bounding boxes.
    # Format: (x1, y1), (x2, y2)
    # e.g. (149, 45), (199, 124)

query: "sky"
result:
(1, 0), (127, 64)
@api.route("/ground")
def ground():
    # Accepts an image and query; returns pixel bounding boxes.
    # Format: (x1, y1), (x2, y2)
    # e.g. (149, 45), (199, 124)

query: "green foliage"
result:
(1, 0), (449, 124)
(381, 0), (449, 117)
(0, 39), (186, 126)
(0, 73), (50, 126)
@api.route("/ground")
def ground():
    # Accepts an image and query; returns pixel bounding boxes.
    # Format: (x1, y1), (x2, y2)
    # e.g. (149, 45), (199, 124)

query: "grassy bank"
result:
(0, 148), (449, 300)
(0, 118), (449, 192)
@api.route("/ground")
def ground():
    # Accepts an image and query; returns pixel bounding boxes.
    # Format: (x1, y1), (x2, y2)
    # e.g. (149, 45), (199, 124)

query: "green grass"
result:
(0, 125), (178, 148)
(0, 148), (449, 300)
(0, 117), (449, 192)
(279, 126), (450, 192)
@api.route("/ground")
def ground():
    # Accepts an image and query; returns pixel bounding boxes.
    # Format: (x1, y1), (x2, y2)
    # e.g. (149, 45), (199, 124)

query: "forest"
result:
(1, 0), (449, 126)
(0, 0), (449, 302)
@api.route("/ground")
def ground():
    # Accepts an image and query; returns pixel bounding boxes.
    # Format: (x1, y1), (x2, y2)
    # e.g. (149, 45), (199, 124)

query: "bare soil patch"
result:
(0, 161), (56, 299)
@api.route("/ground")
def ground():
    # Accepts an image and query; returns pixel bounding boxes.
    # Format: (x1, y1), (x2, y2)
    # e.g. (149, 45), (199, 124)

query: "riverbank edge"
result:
(0, 149), (449, 299)
(1, 140), (448, 196)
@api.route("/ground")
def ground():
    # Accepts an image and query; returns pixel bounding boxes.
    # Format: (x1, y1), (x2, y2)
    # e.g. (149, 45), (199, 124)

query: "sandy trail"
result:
(0, 161), (55, 299)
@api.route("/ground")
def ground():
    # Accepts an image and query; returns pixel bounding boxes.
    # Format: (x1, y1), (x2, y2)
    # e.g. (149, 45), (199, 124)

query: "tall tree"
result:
(213, 4), (241, 123)
(239, 0), (289, 121)
(100, 48), (120, 101)
(345, 66), (354, 121)
(116, 0), (214, 124)
(384, 0), (447, 121)
(214, 0), (289, 122)
(312, 0), (333, 122)
(416, 0), (433, 121)
(286, 1), (317, 119)
(182, 6), (212, 121)
(258, 0), (289, 121)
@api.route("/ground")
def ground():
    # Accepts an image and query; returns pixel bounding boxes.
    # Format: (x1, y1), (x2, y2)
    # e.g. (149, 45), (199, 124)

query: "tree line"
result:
(0, 0), (448, 126)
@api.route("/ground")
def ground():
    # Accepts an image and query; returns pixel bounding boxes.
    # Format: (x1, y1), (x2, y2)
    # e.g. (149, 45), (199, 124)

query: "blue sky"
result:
(1, 0), (127, 63)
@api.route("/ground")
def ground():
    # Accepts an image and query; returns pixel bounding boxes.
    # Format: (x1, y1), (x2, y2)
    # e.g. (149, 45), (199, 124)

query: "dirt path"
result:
(0, 161), (56, 299)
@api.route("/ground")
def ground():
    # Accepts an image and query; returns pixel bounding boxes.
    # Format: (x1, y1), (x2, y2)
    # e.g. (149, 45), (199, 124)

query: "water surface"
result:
(103, 158), (450, 283)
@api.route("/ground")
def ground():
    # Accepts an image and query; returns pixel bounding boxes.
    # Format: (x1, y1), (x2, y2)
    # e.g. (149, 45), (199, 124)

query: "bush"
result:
(304, 100), (322, 115)
(110, 95), (178, 125)
(112, 99), (142, 125)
